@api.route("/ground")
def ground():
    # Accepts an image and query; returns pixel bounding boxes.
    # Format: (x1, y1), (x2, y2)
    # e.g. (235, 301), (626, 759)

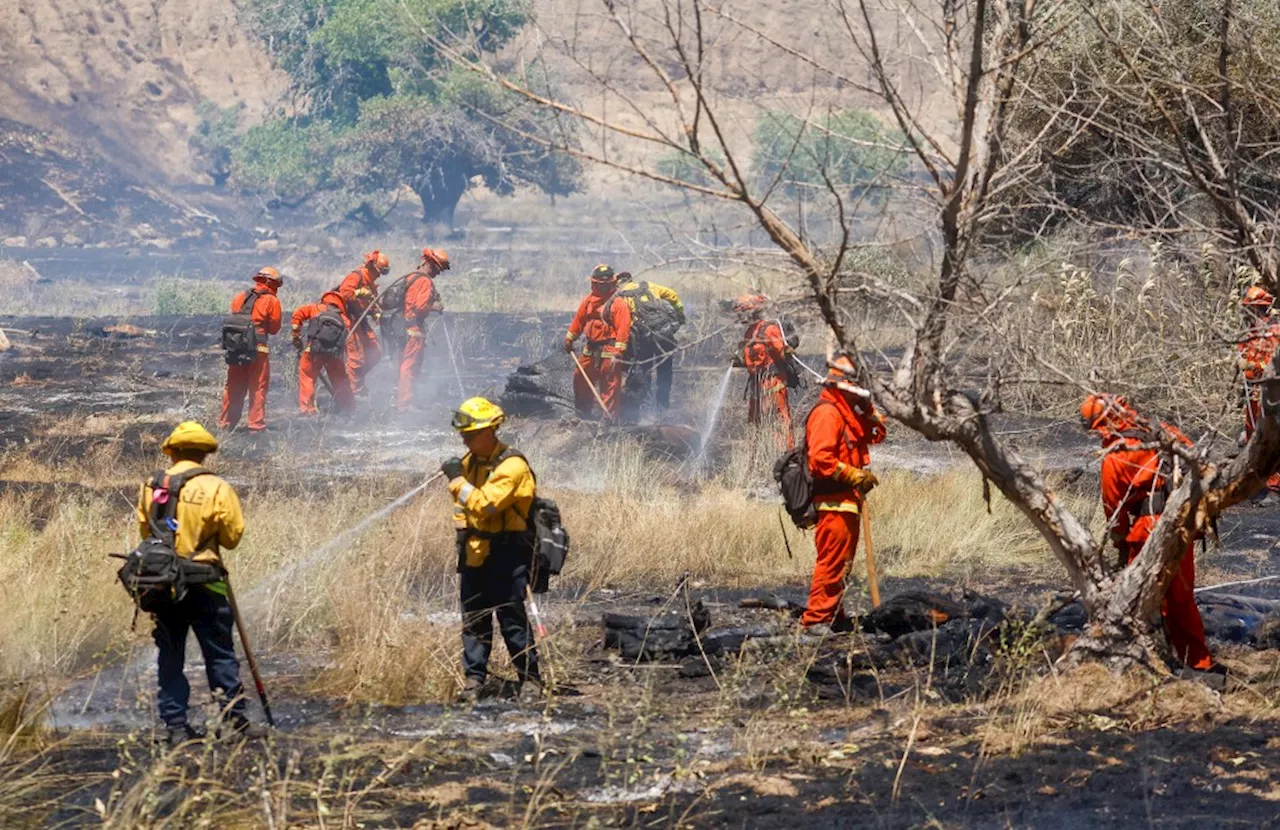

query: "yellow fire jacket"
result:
(136, 460), (245, 594)
(449, 442), (536, 567)
(618, 280), (686, 324)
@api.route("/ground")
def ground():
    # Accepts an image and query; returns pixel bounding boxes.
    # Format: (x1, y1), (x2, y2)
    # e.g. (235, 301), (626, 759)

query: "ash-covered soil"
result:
(18, 583), (1280, 829)
(3, 310), (1280, 827)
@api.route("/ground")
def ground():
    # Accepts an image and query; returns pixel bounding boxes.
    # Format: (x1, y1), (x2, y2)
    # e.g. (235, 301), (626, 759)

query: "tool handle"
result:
(862, 504), (881, 609)
(226, 579), (276, 727)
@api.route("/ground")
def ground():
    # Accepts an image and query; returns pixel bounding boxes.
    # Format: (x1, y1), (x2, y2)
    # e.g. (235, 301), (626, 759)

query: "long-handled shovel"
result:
(862, 501), (882, 609)
(225, 577), (276, 727)
(571, 354), (613, 420)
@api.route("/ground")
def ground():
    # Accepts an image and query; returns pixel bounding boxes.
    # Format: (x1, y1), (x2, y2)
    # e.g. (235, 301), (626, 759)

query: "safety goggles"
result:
(451, 410), (485, 431)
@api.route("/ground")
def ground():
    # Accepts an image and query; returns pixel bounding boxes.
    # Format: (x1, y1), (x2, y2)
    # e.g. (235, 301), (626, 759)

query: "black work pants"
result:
(460, 546), (540, 684)
(627, 331), (676, 412)
(152, 587), (244, 728)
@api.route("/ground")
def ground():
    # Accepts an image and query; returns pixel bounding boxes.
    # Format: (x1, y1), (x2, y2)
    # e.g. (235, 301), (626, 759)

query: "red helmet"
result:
(825, 354), (871, 398)
(364, 250), (390, 275)
(732, 294), (770, 314)
(1079, 393), (1136, 432)
(253, 266), (282, 286)
(421, 248), (451, 272)
(1243, 285), (1274, 308)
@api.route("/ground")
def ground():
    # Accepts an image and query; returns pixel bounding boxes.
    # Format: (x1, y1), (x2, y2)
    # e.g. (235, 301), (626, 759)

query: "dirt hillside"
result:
(0, 0), (284, 183)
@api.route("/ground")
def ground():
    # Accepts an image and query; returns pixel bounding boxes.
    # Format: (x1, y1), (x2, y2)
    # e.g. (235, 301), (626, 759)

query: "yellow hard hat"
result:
(451, 397), (505, 433)
(161, 421), (219, 454)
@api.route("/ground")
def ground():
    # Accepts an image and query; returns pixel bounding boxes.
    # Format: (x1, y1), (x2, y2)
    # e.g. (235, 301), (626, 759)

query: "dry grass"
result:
(0, 431), (1072, 704)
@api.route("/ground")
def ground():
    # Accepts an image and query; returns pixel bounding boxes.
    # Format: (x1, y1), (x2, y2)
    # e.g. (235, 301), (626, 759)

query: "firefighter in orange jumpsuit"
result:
(735, 294), (795, 449)
(1238, 285), (1280, 491)
(290, 291), (356, 415)
(338, 250), (390, 396)
(801, 356), (886, 634)
(218, 266), (283, 432)
(1080, 394), (1216, 672)
(564, 264), (632, 420)
(397, 248), (449, 411)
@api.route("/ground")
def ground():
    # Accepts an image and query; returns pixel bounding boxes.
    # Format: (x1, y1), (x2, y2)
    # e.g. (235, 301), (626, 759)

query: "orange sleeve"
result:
(567, 296), (591, 339)
(230, 290), (247, 314)
(806, 404), (847, 482)
(337, 271), (361, 305)
(291, 303), (316, 332)
(1101, 444), (1159, 529)
(611, 297), (631, 344)
(254, 295), (282, 336)
(405, 277), (437, 321)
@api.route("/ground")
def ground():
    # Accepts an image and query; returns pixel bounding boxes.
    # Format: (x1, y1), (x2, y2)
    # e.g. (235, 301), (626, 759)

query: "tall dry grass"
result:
(0, 431), (1069, 706)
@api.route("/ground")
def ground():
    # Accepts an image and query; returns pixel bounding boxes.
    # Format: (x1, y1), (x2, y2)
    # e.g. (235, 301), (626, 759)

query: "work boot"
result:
(220, 715), (269, 741)
(1178, 664), (1228, 692)
(517, 679), (548, 705)
(459, 677), (484, 704)
(164, 723), (206, 748)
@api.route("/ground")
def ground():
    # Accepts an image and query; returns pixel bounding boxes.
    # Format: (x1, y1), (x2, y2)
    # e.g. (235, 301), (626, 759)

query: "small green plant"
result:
(152, 279), (225, 316)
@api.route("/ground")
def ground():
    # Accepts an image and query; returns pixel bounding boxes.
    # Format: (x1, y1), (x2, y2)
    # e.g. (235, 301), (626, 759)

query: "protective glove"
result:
(441, 457), (465, 480)
(845, 468), (879, 493)
(355, 287), (375, 300)
(563, 337), (575, 354)
(292, 335), (303, 352)
(731, 353), (746, 368)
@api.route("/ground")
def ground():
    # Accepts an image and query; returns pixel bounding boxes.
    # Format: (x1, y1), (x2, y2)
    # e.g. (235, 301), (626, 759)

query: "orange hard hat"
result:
(1243, 285), (1274, 308)
(421, 248), (451, 271)
(732, 293), (770, 314)
(825, 354), (871, 398)
(1080, 393), (1135, 431)
(590, 263), (617, 283)
(254, 265), (282, 285)
(320, 290), (346, 311)
(364, 250), (390, 274)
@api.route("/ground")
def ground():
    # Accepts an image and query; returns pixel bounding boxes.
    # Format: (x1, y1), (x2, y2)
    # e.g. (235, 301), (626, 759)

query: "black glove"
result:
(441, 457), (464, 480)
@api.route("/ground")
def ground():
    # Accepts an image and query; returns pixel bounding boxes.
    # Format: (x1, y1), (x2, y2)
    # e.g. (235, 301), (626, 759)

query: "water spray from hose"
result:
(441, 316), (466, 399)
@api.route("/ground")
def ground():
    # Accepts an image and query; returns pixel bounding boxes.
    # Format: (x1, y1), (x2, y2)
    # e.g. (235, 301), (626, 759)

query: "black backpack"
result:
(619, 281), (681, 339)
(220, 289), (264, 365)
(773, 401), (842, 529)
(116, 468), (225, 613)
(496, 448), (570, 594)
(378, 271), (428, 352)
(305, 306), (348, 357)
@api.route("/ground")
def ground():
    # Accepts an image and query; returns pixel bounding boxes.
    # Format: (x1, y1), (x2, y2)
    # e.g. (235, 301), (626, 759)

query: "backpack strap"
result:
(146, 467), (212, 546)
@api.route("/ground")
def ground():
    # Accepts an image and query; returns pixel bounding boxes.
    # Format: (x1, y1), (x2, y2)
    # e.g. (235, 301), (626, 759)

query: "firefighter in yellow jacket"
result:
(440, 397), (542, 701)
(135, 422), (264, 744)
(617, 273), (685, 417)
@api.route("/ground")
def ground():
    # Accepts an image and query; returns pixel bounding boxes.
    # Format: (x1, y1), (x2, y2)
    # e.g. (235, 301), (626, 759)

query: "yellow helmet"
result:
(451, 397), (505, 433)
(161, 421), (219, 454)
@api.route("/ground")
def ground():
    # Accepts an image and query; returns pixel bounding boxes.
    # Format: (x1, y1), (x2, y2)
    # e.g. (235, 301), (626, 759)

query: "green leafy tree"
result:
(234, 0), (579, 226)
(752, 110), (907, 204)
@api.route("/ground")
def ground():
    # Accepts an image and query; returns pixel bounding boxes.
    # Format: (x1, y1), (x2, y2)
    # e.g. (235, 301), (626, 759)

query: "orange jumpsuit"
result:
(397, 271), (442, 410)
(290, 292), (356, 414)
(1099, 426), (1213, 670)
(218, 280), (281, 431)
(801, 387), (886, 627)
(1238, 321), (1280, 490)
(566, 291), (632, 419)
(742, 319), (794, 449)
(337, 265), (382, 395)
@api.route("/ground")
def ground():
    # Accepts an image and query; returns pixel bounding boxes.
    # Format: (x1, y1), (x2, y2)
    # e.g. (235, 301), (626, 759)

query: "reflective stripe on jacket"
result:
(449, 442), (536, 567)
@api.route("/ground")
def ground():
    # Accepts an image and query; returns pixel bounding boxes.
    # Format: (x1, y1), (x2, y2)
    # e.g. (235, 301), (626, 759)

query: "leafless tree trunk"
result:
(417, 0), (1280, 669)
